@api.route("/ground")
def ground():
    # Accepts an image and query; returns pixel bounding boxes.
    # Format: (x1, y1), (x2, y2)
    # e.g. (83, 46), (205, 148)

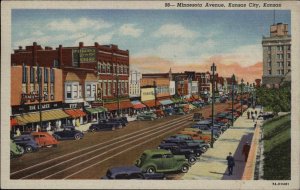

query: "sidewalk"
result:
(182, 107), (263, 180)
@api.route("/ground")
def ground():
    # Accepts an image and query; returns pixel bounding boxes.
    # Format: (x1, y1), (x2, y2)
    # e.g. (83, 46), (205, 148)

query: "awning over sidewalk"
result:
(15, 109), (70, 125)
(104, 100), (133, 111)
(85, 106), (107, 114)
(131, 100), (146, 109)
(64, 109), (87, 118)
(142, 100), (161, 108)
(159, 99), (174, 105)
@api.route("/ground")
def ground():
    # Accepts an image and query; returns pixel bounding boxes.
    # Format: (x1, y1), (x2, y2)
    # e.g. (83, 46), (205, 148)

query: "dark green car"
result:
(137, 112), (157, 121)
(135, 149), (190, 173)
(10, 140), (24, 159)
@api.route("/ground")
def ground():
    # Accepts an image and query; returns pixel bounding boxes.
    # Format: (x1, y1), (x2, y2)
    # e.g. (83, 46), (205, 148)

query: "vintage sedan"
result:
(101, 165), (165, 180)
(53, 126), (84, 140)
(13, 134), (39, 153)
(136, 149), (190, 173)
(108, 117), (128, 127)
(137, 112), (157, 121)
(10, 140), (24, 159)
(162, 136), (209, 153)
(89, 119), (122, 131)
(31, 132), (59, 147)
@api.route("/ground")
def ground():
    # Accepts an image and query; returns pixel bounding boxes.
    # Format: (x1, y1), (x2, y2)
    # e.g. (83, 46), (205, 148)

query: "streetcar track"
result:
(45, 119), (192, 179)
(11, 103), (238, 179)
(20, 116), (193, 179)
(11, 112), (193, 176)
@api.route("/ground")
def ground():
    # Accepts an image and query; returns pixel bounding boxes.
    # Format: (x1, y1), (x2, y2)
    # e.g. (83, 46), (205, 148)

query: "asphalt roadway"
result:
(10, 102), (240, 179)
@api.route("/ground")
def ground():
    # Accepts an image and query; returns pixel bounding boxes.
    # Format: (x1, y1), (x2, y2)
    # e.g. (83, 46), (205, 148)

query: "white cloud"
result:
(95, 32), (115, 44)
(119, 24), (143, 38)
(32, 30), (44, 36)
(47, 17), (112, 32)
(154, 24), (197, 39)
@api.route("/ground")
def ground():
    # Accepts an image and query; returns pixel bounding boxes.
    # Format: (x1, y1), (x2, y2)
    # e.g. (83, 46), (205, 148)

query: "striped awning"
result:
(131, 100), (146, 109)
(142, 100), (161, 108)
(64, 109), (87, 118)
(15, 109), (70, 124)
(85, 107), (107, 114)
(104, 101), (133, 111)
(159, 99), (173, 105)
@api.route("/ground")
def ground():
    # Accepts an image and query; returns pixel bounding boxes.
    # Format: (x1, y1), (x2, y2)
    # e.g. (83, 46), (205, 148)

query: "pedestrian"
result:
(242, 142), (251, 162)
(247, 111), (250, 119)
(16, 128), (21, 136)
(226, 152), (235, 176)
(254, 122), (257, 129)
(255, 110), (257, 116)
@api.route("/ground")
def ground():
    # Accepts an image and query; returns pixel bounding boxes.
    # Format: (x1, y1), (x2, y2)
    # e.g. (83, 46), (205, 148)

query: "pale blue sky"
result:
(12, 10), (290, 66)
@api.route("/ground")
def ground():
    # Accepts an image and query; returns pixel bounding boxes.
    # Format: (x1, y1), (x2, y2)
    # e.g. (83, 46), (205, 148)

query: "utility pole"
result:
(210, 63), (216, 148)
(37, 65), (43, 131)
(231, 74), (235, 127)
(154, 80), (157, 108)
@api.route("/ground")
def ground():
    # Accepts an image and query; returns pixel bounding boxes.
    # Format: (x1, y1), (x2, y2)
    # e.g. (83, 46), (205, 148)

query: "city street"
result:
(10, 102), (238, 179)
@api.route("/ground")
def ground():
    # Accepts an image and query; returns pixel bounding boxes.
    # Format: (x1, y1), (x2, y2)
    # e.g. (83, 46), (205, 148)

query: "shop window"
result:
(22, 65), (27, 84)
(73, 85), (78, 98)
(50, 83), (54, 100)
(92, 84), (96, 97)
(79, 85), (82, 98)
(66, 85), (72, 99)
(30, 67), (35, 83)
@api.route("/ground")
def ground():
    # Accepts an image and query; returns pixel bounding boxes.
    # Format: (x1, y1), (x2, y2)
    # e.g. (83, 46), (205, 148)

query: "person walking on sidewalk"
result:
(242, 142), (251, 162)
(247, 111), (250, 119)
(254, 122), (257, 129)
(226, 152), (235, 176)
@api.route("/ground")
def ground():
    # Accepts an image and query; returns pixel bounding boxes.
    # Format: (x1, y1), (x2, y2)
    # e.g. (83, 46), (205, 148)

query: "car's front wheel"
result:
(180, 164), (189, 173)
(188, 156), (197, 165)
(25, 145), (33, 153)
(74, 134), (81, 140)
(146, 166), (156, 173)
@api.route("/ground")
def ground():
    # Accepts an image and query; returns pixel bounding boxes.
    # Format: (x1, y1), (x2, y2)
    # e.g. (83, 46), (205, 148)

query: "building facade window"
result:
(73, 84), (78, 98)
(79, 85), (82, 98)
(44, 68), (48, 83)
(281, 69), (284, 75)
(287, 61), (291, 66)
(50, 69), (55, 83)
(287, 45), (291, 51)
(44, 83), (48, 101)
(103, 81), (106, 96)
(66, 85), (72, 99)
(50, 83), (54, 100)
(86, 85), (91, 97)
(107, 63), (111, 73)
(107, 81), (111, 96)
(277, 46), (283, 51)
(30, 67), (35, 83)
(92, 84), (96, 97)
(22, 65), (27, 84)
(287, 53), (291, 59)
(268, 70), (272, 75)
(268, 62), (272, 67)
(53, 59), (59, 68)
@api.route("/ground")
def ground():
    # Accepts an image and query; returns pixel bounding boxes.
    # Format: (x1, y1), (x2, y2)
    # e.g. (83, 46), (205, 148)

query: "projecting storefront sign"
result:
(72, 48), (96, 64)
(63, 102), (84, 109)
(12, 102), (63, 115)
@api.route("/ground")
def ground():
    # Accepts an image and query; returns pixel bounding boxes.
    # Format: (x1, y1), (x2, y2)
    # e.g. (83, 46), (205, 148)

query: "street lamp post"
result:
(231, 74), (235, 127)
(116, 75), (120, 116)
(37, 65), (43, 130)
(153, 81), (157, 108)
(240, 78), (244, 114)
(210, 63), (216, 148)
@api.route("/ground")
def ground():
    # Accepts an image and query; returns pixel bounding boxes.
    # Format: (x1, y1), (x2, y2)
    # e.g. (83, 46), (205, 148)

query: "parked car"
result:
(13, 134), (39, 153)
(159, 140), (203, 157)
(101, 165), (165, 180)
(178, 130), (213, 143)
(163, 134), (210, 149)
(163, 107), (173, 116)
(137, 112), (157, 121)
(136, 149), (190, 173)
(173, 107), (186, 115)
(193, 113), (204, 122)
(31, 132), (59, 147)
(10, 140), (24, 159)
(109, 117), (128, 127)
(155, 109), (165, 118)
(258, 112), (275, 120)
(53, 126), (84, 140)
(191, 124), (221, 138)
(89, 119), (122, 131)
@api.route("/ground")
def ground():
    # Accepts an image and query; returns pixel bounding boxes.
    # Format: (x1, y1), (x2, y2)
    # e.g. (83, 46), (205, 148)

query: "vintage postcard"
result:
(1, 1), (299, 189)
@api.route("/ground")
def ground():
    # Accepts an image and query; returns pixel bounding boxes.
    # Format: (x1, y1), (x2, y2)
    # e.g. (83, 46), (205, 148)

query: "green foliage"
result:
(262, 114), (291, 180)
(256, 85), (291, 113)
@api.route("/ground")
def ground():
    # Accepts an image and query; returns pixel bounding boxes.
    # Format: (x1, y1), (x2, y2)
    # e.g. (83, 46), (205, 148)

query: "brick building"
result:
(11, 42), (132, 117)
(262, 23), (291, 87)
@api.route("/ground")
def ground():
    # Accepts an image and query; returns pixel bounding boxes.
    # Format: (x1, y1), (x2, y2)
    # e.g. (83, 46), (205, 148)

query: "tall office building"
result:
(262, 23), (291, 87)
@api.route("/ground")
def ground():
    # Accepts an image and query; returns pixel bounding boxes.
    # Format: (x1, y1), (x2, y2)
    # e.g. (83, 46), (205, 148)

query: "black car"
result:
(162, 137), (209, 152)
(101, 165), (165, 180)
(158, 142), (198, 164)
(53, 126), (84, 140)
(13, 135), (39, 153)
(89, 119), (122, 132)
(159, 140), (203, 157)
(193, 113), (204, 122)
(108, 117), (128, 127)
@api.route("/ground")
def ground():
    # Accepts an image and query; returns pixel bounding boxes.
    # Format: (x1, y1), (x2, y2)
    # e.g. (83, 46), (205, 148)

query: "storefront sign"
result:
(63, 102), (84, 109)
(12, 102), (63, 115)
(141, 88), (155, 102)
(72, 48), (96, 64)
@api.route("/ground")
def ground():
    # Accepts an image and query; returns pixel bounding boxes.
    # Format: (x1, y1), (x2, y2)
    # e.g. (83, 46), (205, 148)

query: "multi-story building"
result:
(262, 23), (291, 87)
(11, 42), (132, 118)
(11, 65), (72, 131)
(129, 70), (141, 98)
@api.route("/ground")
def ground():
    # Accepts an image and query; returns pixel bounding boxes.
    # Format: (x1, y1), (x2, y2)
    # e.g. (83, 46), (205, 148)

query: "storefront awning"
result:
(15, 109), (70, 125)
(85, 106), (107, 114)
(159, 99), (173, 105)
(64, 109), (87, 118)
(131, 100), (146, 109)
(104, 100), (133, 111)
(142, 100), (161, 108)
